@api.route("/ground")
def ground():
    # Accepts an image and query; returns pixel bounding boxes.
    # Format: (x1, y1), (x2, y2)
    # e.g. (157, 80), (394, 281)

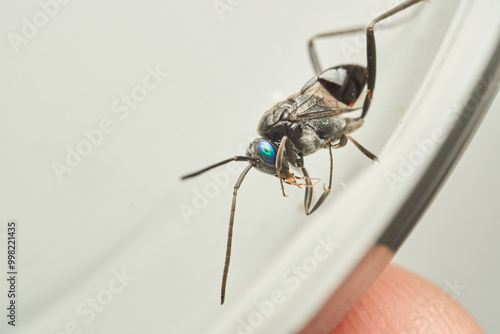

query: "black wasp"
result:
(182, 0), (425, 304)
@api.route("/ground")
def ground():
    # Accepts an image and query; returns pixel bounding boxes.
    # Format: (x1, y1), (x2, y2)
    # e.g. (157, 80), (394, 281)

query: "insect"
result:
(181, 0), (425, 304)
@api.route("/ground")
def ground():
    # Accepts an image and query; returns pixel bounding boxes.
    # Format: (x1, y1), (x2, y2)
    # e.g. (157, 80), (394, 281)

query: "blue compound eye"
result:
(257, 140), (276, 164)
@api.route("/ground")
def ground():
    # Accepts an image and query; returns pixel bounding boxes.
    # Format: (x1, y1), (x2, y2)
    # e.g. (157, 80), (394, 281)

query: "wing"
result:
(288, 82), (361, 121)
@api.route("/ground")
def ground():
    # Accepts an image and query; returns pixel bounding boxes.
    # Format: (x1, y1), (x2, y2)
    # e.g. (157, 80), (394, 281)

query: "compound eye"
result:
(258, 140), (276, 164)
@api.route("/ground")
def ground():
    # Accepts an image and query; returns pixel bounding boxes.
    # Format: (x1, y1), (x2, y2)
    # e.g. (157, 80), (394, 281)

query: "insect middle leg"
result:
(301, 133), (378, 214)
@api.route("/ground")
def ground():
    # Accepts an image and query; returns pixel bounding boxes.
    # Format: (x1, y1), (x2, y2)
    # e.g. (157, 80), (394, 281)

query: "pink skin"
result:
(329, 265), (483, 333)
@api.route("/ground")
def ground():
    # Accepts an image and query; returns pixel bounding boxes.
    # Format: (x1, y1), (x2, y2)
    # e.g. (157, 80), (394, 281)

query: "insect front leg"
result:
(276, 136), (289, 197)
(276, 136), (299, 197)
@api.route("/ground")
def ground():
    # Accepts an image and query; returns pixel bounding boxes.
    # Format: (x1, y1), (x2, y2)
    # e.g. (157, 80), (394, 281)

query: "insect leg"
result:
(301, 166), (313, 213)
(302, 138), (334, 215)
(276, 136), (289, 197)
(308, 27), (365, 74)
(276, 136), (299, 197)
(221, 163), (254, 305)
(344, 134), (379, 162)
(307, 0), (425, 116)
(332, 133), (378, 161)
(361, 0), (425, 120)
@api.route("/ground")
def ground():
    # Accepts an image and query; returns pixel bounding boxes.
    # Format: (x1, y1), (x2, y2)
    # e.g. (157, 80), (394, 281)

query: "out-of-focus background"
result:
(0, 0), (498, 333)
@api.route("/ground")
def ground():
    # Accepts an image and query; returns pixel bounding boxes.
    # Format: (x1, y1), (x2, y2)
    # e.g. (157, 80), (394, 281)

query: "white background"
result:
(0, 0), (498, 333)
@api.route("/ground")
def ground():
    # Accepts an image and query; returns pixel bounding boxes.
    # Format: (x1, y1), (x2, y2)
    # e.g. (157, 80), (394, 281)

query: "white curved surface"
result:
(0, 0), (499, 333)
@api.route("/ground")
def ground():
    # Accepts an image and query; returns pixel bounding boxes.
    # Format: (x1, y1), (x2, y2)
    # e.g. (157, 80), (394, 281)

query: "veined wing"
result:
(289, 82), (361, 121)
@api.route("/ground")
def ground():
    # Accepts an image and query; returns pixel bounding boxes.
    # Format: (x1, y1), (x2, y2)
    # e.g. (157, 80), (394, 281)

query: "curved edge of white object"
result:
(206, 0), (500, 333)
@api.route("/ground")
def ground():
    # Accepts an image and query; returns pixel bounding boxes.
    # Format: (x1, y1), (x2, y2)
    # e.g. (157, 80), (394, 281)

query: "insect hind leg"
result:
(307, 0), (427, 120)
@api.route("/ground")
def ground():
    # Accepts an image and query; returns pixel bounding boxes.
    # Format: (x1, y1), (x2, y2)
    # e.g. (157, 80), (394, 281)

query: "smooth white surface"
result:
(0, 0), (498, 333)
(394, 93), (500, 333)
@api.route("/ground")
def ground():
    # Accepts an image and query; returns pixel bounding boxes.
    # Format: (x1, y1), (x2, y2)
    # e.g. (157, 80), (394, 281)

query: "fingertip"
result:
(333, 264), (483, 334)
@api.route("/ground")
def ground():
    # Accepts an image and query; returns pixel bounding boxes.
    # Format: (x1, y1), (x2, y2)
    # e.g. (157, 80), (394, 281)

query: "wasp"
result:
(181, 0), (425, 304)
